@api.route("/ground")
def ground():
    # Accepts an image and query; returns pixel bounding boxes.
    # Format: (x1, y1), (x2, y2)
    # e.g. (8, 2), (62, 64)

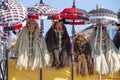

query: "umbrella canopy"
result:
(60, 8), (89, 25)
(0, 0), (27, 27)
(89, 7), (118, 25)
(27, 1), (58, 20)
(28, 4), (58, 15)
(59, 0), (89, 25)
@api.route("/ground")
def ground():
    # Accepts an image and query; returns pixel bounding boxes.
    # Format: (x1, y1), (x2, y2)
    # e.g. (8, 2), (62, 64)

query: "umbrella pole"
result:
(3, 42), (9, 80)
(71, 24), (75, 80)
(99, 24), (102, 80)
(5, 43), (9, 80)
(40, 68), (42, 80)
(39, 19), (44, 80)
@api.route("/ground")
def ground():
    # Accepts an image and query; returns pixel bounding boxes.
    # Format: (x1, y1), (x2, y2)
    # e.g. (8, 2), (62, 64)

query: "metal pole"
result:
(5, 43), (9, 80)
(71, 20), (75, 80)
(109, 28), (112, 73)
(99, 24), (102, 80)
(39, 19), (44, 80)
(3, 42), (9, 80)
(72, 0), (76, 8)
(39, 0), (43, 4)
(99, 1), (103, 78)
(40, 68), (42, 80)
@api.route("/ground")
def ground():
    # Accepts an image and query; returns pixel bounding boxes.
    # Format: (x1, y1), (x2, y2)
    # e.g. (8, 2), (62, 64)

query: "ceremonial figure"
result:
(45, 21), (71, 68)
(13, 19), (50, 70)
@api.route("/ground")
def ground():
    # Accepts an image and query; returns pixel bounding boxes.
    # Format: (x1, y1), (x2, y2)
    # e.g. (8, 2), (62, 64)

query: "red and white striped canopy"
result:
(27, 3), (58, 20)
(0, 0), (27, 27)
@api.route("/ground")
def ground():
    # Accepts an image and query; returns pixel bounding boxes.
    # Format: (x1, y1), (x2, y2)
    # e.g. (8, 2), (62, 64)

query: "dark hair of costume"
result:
(45, 21), (71, 68)
(74, 35), (94, 76)
(113, 31), (120, 49)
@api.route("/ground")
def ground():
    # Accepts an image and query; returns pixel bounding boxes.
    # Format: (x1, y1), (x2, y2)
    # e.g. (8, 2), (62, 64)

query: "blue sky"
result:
(18, 0), (120, 37)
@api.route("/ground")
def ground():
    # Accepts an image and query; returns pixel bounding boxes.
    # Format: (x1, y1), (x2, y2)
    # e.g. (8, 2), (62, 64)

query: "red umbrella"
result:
(60, 8), (89, 25)
(59, 0), (89, 80)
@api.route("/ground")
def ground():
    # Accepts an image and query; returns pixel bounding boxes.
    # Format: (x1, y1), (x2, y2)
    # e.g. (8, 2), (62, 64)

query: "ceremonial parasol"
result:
(27, 0), (58, 39)
(0, 0), (27, 80)
(89, 5), (118, 80)
(27, 0), (58, 18)
(0, 0), (27, 28)
(60, 7), (89, 25)
(27, 0), (58, 80)
(0, 0), (27, 49)
(89, 7), (118, 25)
(59, 0), (89, 80)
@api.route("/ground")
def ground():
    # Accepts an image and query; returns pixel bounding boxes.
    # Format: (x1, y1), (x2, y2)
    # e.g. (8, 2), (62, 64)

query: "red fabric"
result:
(55, 14), (61, 20)
(97, 40), (100, 43)
(61, 8), (84, 16)
(61, 8), (77, 13)
(60, 14), (78, 19)
(29, 15), (39, 19)
(14, 24), (22, 30)
(68, 21), (85, 25)
(61, 8), (82, 14)
(8, 32), (10, 36)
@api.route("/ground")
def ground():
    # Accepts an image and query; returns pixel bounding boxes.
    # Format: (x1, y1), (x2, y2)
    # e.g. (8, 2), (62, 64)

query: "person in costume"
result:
(74, 34), (94, 76)
(13, 19), (50, 70)
(45, 21), (71, 68)
(89, 25), (120, 74)
(113, 18), (120, 65)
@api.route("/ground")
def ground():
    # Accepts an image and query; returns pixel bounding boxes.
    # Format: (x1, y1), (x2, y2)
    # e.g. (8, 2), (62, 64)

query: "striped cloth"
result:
(3, 20), (26, 31)
(1, 0), (17, 4)
(0, 0), (27, 26)
(27, 3), (58, 15)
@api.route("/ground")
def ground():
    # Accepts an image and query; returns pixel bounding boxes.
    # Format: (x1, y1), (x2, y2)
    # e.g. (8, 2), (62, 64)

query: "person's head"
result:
(26, 19), (38, 32)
